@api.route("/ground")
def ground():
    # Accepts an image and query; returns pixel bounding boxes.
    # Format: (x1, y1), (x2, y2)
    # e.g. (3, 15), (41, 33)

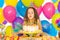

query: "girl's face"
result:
(27, 8), (34, 20)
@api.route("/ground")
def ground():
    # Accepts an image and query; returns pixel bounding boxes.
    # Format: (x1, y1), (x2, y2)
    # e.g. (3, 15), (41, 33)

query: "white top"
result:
(23, 25), (39, 32)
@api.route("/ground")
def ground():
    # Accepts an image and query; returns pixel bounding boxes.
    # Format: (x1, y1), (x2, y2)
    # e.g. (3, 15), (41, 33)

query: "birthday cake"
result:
(23, 25), (39, 32)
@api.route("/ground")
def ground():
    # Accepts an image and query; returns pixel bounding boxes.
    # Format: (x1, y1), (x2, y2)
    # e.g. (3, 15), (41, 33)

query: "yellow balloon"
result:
(52, 13), (60, 31)
(22, 0), (44, 7)
(33, 0), (44, 7)
(5, 26), (13, 37)
(5, 0), (18, 7)
(0, 8), (5, 24)
(54, 1), (58, 9)
(22, 0), (33, 7)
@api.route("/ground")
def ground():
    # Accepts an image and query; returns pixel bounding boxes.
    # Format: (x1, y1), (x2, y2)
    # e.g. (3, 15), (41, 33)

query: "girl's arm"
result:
(37, 19), (42, 30)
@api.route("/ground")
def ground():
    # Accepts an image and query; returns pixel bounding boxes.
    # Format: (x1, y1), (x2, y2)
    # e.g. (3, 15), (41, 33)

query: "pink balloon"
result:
(34, 6), (42, 16)
(3, 6), (16, 23)
(43, 2), (55, 19)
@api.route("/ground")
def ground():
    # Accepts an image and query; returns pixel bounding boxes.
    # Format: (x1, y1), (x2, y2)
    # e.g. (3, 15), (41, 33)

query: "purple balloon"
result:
(3, 20), (7, 24)
(58, 2), (60, 12)
(12, 17), (24, 28)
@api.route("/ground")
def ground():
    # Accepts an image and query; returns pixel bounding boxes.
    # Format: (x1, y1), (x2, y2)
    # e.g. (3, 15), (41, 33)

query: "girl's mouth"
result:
(30, 16), (32, 17)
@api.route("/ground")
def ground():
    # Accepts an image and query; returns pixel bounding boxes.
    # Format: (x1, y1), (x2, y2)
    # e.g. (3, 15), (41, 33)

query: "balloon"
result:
(0, 8), (5, 24)
(13, 23), (23, 33)
(22, 0), (32, 7)
(56, 18), (60, 27)
(33, 0), (44, 7)
(16, 1), (27, 17)
(16, 12), (20, 17)
(5, 0), (18, 7)
(3, 6), (16, 23)
(12, 17), (23, 32)
(5, 26), (13, 37)
(58, 2), (60, 12)
(56, 18), (60, 23)
(52, 0), (57, 3)
(0, 0), (4, 7)
(57, 21), (60, 27)
(48, 24), (57, 36)
(12, 17), (23, 28)
(22, 0), (44, 7)
(41, 20), (50, 33)
(54, 1), (58, 9)
(52, 14), (60, 30)
(3, 20), (7, 25)
(34, 6), (42, 16)
(43, 2), (55, 19)
(41, 20), (57, 36)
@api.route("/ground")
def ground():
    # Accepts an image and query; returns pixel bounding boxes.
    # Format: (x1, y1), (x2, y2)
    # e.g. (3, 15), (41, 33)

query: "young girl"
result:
(23, 7), (42, 36)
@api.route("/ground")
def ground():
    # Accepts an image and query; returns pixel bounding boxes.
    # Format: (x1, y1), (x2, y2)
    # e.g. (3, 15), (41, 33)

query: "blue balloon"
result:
(16, 11), (20, 17)
(16, 0), (27, 17)
(41, 20), (50, 34)
(41, 20), (57, 36)
(48, 24), (57, 36)
(52, 0), (57, 3)
(0, 0), (4, 7)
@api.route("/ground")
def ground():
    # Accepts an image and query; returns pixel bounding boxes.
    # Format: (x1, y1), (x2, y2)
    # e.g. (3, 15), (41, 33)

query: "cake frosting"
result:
(23, 25), (39, 32)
